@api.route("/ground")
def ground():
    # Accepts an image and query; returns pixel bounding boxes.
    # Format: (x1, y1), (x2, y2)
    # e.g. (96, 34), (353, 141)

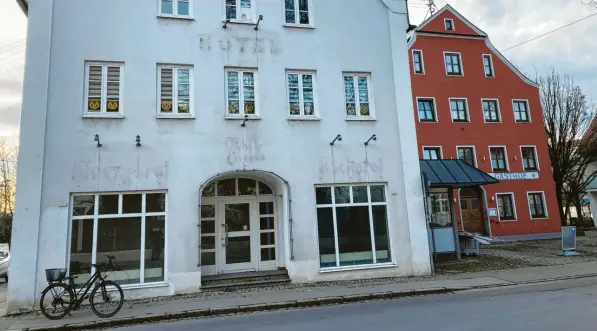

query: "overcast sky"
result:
(0, 0), (595, 137)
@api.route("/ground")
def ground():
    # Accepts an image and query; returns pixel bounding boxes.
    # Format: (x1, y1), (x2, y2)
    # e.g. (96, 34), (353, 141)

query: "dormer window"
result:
(444, 18), (454, 31)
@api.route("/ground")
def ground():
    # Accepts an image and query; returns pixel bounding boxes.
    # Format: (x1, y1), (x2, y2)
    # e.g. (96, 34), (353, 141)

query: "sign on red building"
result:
(409, 5), (560, 238)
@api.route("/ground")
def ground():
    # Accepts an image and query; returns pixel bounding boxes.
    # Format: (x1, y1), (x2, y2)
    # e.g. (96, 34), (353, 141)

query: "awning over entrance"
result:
(420, 159), (499, 188)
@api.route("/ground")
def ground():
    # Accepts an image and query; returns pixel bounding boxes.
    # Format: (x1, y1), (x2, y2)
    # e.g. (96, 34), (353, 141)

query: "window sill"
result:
(283, 23), (315, 29)
(491, 170), (510, 173)
(484, 121), (502, 124)
(225, 115), (261, 120)
(319, 263), (396, 274)
(446, 74), (464, 77)
(414, 72), (425, 75)
(499, 218), (518, 222)
(346, 115), (376, 122)
(419, 120), (438, 123)
(515, 121), (532, 124)
(288, 115), (320, 121)
(485, 75), (496, 79)
(157, 14), (194, 21)
(83, 113), (124, 119)
(530, 216), (549, 220)
(157, 114), (195, 120)
(117, 281), (169, 291)
(452, 120), (470, 123)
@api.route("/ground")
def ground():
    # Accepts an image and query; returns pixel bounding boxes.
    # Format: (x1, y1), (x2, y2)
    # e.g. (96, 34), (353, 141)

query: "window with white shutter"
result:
(158, 65), (193, 117)
(84, 62), (124, 117)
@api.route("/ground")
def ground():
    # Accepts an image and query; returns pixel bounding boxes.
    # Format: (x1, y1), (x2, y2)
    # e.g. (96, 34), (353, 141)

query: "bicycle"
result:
(39, 255), (125, 320)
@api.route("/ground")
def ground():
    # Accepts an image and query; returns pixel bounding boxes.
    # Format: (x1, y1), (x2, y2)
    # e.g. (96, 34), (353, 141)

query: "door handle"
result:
(222, 224), (228, 246)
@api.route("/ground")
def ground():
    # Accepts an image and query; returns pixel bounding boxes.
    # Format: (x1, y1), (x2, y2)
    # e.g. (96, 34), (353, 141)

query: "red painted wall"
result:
(409, 30), (561, 236)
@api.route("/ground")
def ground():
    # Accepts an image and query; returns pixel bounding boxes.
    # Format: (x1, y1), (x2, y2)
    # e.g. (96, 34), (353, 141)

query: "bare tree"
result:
(0, 138), (17, 243)
(541, 70), (597, 226)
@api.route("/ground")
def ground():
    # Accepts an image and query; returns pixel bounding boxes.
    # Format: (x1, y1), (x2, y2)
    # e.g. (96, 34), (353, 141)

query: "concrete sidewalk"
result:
(3, 262), (597, 331)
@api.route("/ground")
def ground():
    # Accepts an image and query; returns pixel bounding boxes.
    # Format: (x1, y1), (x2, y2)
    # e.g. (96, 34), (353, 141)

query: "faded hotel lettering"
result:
(489, 172), (539, 180)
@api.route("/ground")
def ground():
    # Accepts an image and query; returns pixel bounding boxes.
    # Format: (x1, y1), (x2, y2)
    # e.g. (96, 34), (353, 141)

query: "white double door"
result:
(202, 197), (277, 275)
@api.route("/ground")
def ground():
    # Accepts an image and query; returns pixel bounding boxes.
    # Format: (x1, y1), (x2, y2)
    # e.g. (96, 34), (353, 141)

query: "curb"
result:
(17, 287), (459, 331)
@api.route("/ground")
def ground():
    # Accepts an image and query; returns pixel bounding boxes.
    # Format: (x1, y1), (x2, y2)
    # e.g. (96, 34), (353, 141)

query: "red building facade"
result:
(409, 5), (560, 238)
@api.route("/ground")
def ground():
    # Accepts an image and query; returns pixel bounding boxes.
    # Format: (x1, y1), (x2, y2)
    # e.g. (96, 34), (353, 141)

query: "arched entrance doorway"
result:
(200, 176), (281, 276)
(459, 187), (487, 234)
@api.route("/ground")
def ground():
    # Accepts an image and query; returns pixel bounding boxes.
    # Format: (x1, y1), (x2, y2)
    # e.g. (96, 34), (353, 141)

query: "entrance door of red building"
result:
(460, 187), (486, 234)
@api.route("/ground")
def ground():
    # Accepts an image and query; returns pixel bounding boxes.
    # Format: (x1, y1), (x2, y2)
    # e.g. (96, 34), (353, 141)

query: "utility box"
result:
(561, 226), (578, 256)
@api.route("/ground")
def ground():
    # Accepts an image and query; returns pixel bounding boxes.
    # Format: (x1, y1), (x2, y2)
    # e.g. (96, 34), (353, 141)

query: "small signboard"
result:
(488, 208), (497, 217)
(489, 172), (539, 180)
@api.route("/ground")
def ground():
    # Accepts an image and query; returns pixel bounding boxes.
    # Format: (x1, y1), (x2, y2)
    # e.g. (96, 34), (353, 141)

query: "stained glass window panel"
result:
(226, 0), (236, 19)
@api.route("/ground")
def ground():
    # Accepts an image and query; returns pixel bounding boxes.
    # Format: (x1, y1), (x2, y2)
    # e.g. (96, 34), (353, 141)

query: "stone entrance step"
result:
(201, 270), (291, 292)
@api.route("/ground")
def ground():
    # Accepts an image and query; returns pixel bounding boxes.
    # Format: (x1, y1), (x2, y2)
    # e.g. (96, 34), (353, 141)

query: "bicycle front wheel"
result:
(90, 280), (124, 318)
(39, 283), (74, 320)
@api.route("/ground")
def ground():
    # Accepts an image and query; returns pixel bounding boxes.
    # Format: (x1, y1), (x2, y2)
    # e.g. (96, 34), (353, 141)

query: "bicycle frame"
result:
(68, 269), (105, 306)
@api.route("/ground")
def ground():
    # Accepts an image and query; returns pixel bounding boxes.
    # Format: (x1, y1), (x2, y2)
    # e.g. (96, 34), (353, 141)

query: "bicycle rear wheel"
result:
(39, 283), (74, 320)
(90, 280), (124, 318)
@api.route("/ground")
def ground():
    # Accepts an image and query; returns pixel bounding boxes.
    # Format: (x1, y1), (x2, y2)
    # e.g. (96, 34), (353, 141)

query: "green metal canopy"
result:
(420, 159), (499, 188)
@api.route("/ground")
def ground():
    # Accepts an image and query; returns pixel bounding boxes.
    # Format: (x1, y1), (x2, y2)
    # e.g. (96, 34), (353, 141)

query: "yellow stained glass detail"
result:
(161, 102), (173, 112)
(88, 99), (101, 111)
(107, 101), (119, 111)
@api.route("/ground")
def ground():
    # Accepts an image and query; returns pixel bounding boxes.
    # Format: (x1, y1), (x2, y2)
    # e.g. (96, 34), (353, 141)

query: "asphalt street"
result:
(118, 278), (597, 331)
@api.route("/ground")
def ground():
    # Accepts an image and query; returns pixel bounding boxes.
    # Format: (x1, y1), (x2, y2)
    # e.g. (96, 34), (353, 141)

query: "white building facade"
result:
(8, 0), (430, 313)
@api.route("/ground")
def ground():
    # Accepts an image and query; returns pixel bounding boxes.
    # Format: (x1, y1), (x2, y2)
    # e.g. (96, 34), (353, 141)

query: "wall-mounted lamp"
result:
(241, 114), (249, 127)
(222, 19), (230, 29)
(135, 135), (142, 147)
(94, 134), (102, 148)
(491, 196), (495, 201)
(483, 156), (486, 162)
(330, 134), (342, 146)
(514, 155), (518, 161)
(364, 134), (377, 146)
(254, 15), (263, 30)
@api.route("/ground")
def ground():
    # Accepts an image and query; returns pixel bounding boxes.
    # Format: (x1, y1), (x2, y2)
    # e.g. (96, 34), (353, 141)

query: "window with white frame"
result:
(513, 100), (530, 122)
(423, 147), (442, 160)
(85, 62), (124, 116)
(450, 99), (468, 122)
(315, 185), (391, 268)
(225, 0), (254, 21)
(158, 65), (193, 117)
(287, 71), (316, 117)
(497, 193), (516, 220)
(528, 192), (547, 219)
(69, 192), (166, 286)
(160, 0), (190, 16)
(412, 50), (424, 74)
(417, 98), (436, 122)
(482, 99), (500, 122)
(483, 54), (494, 77)
(490, 147), (508, 172)
(285, 0), (311, 25)
(521, 146), (538, 171)
(444, 53), (462, 76)
(226, 69), (257, 116)
(444, 18), (454, 31)
(344, 74), (372, 117)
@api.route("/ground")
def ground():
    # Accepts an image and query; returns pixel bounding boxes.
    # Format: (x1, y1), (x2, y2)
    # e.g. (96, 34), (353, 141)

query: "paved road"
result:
(120, 278), (597, 331)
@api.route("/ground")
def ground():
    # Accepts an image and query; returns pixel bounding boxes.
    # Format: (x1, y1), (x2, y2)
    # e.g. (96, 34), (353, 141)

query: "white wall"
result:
(8, 0), (430, 312)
